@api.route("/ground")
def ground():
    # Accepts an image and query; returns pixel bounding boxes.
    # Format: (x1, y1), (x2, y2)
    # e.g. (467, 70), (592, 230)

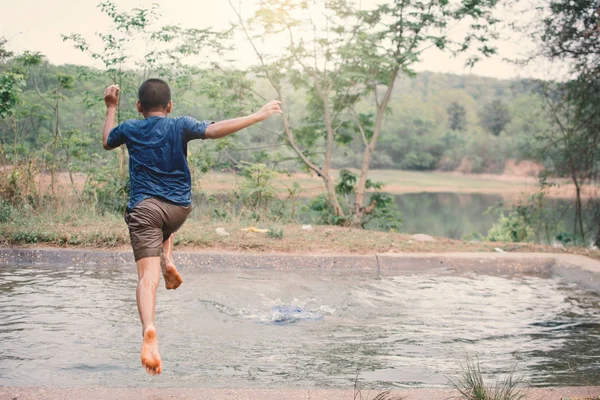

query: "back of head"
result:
(138, 78), (171, 111)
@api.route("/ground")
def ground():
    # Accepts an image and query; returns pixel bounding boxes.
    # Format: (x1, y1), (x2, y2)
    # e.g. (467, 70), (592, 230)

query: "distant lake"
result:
(393, 192), (576, 239)
(195, 190), (579, 240)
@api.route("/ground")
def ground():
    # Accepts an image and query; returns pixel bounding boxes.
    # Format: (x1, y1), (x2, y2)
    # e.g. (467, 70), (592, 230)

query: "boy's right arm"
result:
(103, 85), (120, 150)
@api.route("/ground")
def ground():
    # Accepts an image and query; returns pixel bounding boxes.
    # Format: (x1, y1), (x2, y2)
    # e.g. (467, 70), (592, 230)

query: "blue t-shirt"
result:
(106, 116), (212, 211)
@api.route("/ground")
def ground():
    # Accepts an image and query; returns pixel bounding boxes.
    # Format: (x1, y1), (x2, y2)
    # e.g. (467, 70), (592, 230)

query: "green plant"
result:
(554, 231), (584, 247)
(0, 199), (12, 222)
(83, 153), (129, 214)
(0, 163), (39, 207)
(450, 359), (525, 400)
(362, 192), (403, 232)
(486, 212), (534, 243)
(267, 227), (283, 239)
(310, 169), (401, 230)
(237, 162), (277, 215)
(308, 193), (350, 226)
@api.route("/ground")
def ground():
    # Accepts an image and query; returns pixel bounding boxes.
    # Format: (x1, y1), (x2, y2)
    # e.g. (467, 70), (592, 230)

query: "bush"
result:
(486, 212), (534, 243)
(400, 151), (438, 170)
(0, 199), (12, 223)
(0, 163), (39, 207)
(362, 192), (403, 231)
(83, 154), (129, 215)
(267, 227), (284, 239)
(236, 162), (277, 214)
(307, 193), (350, 226)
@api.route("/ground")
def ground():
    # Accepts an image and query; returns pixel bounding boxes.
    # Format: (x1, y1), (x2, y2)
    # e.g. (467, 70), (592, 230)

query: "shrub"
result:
(267, 227), (284, 239)
(400, 151), (438, 170)
(0, 199), (12, 223)
(486, 212), (534, 243)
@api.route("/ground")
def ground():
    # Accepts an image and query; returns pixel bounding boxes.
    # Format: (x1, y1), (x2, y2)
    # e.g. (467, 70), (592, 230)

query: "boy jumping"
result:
(102, 79), (281, 375)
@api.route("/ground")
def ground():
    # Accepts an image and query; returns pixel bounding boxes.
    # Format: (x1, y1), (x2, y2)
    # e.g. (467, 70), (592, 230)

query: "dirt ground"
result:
(1, 386), (599, 400)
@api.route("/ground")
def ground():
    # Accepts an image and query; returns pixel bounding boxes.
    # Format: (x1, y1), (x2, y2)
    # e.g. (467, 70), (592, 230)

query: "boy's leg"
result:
(161, 233), (183, 290)
(125, 198), (172, 375)
(136, 256), (162, 375)
(160, 202), (191, 289)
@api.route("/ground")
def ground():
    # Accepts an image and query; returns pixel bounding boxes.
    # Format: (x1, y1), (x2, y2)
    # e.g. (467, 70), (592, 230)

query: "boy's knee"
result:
(138, 276), (159, 291)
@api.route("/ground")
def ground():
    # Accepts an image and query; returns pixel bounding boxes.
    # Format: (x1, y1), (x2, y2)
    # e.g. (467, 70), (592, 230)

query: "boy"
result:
(102, 79), (281, 375)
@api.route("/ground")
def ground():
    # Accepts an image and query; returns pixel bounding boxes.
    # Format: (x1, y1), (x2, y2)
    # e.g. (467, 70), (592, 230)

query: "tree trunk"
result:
(569, 158), (586, 241)
(12, 116), (18, 163)
(352, 70), (398, 226)
(318, 84), (344, 217)
(51, 98), (60, 196)
(279, 98), (344, 217)
(574, 182), (585, 240)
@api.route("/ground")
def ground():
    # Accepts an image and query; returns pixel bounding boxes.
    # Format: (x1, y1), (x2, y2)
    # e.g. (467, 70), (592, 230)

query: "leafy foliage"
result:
(540, 0), (600, 76)
(486, 212), (534, 243)
(478, 99), (511, 136)
(310, 169), (401, 230)
(447, 102), (467, 131)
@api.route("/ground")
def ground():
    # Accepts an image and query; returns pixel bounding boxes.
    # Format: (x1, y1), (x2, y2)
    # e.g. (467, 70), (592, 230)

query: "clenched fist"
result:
(104, 84), (120, 108)
(254, 100), (282, 122)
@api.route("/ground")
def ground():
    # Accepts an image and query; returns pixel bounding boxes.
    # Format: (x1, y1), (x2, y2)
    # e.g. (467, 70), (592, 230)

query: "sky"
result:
(0, 0), (555, 80)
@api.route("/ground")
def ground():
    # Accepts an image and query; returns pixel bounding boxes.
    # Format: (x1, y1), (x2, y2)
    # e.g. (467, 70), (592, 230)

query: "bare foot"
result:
(141, 326), (162, 375)
(161, 257), (183, 290)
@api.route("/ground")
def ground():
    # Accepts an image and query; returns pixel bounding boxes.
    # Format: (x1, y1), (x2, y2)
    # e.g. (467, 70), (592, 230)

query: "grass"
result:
(2, 201), (600, 260)
(449, 359), (525, 400)
(200, 169), (534, 196)
(267, 227), (284, 239)
(198, 169), (594, 200)
(1, 166), (599, 258)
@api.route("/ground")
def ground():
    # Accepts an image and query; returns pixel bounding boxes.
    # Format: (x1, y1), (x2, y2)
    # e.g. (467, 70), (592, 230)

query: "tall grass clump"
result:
(267, 227), (284, 239)
(449, 359), (525, 400)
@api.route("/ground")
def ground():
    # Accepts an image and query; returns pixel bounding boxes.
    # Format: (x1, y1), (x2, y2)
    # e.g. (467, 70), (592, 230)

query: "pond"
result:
(1, 264), (598, 388)
(394, 192), (576, 239)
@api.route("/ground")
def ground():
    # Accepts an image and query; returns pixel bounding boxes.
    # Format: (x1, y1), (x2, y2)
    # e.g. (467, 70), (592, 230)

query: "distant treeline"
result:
(0, 61), (548, 175)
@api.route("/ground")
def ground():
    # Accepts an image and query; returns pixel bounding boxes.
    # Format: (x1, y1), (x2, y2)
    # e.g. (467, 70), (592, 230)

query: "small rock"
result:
(411, 234), (436, 243)
(552, 241), (565, 249)
(494, 247), (505, 253)
(215, 227), (230, 237)
(301, 224), (313, 230)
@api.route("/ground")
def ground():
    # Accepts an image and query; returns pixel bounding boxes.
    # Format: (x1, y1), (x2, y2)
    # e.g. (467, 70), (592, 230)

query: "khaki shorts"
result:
(124, 198), (192, 261)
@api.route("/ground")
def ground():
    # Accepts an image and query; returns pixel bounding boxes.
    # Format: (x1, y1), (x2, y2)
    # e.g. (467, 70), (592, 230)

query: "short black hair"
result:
(138, 78), (171, 110)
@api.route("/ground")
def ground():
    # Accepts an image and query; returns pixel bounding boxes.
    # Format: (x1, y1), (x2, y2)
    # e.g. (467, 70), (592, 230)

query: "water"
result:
(1, 264), (599, 388)
(394, 192), (576, 239)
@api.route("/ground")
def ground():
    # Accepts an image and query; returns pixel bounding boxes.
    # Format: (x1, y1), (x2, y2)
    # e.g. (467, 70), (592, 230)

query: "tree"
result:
(519, 0), (600, 244)
(478, 99), (511, 136)
(447, 102), (467, 131)
(31, 71), (75, 194)
(539, 0), (600, 76)
(538, 79), (600, 243)
(230, 0), (501, 226)
(0, 40), (43, 164)
(63, 1), (235, 208)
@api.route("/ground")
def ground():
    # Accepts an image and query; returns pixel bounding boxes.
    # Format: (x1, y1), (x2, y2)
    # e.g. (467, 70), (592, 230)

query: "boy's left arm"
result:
(204, 100), (282, 139)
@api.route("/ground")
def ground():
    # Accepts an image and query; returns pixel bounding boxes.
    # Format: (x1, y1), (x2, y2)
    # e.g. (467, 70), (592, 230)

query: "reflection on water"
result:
(1, 265), (599, 388)
(394, 192), (575, 239)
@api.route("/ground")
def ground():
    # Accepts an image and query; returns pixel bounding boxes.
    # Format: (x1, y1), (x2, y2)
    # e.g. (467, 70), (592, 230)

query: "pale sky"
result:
(0, 0), (553, 80)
